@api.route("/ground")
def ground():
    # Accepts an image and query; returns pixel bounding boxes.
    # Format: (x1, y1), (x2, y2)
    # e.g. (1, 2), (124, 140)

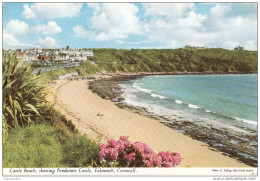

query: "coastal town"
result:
(3, 44), (246, 67)
(4, 45), (94, 66)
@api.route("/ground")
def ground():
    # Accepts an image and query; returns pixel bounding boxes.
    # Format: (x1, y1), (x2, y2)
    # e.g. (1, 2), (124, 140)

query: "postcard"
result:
(1, 1), (258, 179)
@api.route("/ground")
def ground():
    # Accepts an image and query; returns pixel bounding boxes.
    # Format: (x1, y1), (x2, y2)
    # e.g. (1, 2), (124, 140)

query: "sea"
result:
(120, 74), (258, 165)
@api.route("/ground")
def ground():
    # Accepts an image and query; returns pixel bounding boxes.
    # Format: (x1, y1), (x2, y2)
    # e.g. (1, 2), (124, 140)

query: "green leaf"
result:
(14, 100), (24, 116)
(26, 103), (44, 121)
(5, 106), (14, 119)
(9, 95), (13, 107)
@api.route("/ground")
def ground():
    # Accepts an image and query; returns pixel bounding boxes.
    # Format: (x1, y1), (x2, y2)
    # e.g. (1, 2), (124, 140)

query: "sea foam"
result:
(233, 117), (257, 125)
(151, 93), (167, 99)
(175, 100), (183, 104)
(188, 104), (201, 109)
(133, 83), (166, 99)
(133, 83), (152, 94)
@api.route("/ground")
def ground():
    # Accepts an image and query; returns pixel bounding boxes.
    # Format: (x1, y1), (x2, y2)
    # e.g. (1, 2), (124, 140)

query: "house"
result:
(31, 48), (42, 54)
(51, 50), (59, 56)
(38, 55), (50, 61)
(62, 55), (70, 61)
(51, 55), (62, 62)
(82, 50), (94, 56)
(82, 56), (87, 61)
(234, 45), (244, 50)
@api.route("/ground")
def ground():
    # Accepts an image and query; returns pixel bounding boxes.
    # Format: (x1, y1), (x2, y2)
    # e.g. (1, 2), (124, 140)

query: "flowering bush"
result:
(99, 136), (181, 167)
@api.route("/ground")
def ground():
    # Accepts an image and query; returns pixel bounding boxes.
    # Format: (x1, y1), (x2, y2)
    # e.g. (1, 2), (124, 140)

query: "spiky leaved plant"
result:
(3, 53), (46, 142)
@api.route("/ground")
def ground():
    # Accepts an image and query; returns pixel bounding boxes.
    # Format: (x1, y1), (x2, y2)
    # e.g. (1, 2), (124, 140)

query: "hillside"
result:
(89, 48), (257, 73)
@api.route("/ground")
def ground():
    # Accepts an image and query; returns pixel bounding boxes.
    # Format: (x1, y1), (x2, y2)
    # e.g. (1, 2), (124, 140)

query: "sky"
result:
(2, 2), (257, 50)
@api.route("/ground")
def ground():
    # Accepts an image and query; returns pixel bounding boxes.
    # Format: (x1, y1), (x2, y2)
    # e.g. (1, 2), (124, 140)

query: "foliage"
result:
(99, 136), (181, 167)
(3, 124), (64, 168)
(40, 61), (101, 80)
(2, 55), (46, 142)
(61, 135), (100, 167)
(91, 48), (257, 73)
(38, 105), (78, 143)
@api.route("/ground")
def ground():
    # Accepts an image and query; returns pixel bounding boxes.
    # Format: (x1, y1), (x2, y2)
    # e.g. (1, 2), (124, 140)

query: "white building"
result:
(30, 48), (42, 54)
(81, 50), (94, 56)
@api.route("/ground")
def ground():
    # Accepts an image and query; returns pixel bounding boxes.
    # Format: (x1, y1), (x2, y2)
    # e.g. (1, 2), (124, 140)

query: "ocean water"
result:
(120, 74), (258, 164)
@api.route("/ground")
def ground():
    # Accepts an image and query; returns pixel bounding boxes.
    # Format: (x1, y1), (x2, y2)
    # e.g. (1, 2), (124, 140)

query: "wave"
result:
(175, 100), (183, 104)
(188, 104), (201, 109)
(233, 117), (257, 125)
(205, 109), (211, 113)
(132, 83), (152, 94)
(133, 83), (167, 99)
(151, 93), (167, 99)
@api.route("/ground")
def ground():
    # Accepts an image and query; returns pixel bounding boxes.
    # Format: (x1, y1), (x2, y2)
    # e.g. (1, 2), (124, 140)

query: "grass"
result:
(3, 123), (100, 168)
(3, 123), (64, 168)
(38, 105), (77, 143)
(3, 105), (101, 168)
(61, 135), (100, 167)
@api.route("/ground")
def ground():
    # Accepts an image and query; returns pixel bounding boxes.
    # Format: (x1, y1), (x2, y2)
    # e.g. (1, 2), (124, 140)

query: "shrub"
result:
(3, 55), (46, 142)
(3, 124), (64, 168)
(62, 135), (100, 167)
(99, 136), (181, 167)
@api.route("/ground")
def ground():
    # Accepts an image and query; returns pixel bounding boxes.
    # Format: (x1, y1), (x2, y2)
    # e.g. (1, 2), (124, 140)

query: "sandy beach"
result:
(46, 77), (249, 167)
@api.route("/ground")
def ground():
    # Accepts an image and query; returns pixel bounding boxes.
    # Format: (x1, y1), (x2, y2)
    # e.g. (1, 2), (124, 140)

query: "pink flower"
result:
(99, 149), (108, 161)
(144, 160), (153, 167)
(153, 155), (162, 166)
(124, 152), (136, 162)
(107, 139), (116, 147)
(133, 142), (154, 157)
(172, 152), (181, 165)
(158, 151), (166, 157)
(120, 136), (128, 141)
(100, 144), (106, 150)
(163, 162), (174, 167)
(108, 148), (118, 160)
(160, 151), (173, 162)
(114, 140), (125, 153)
(98, 136), (181, 168)
(124, 140), (131, 148)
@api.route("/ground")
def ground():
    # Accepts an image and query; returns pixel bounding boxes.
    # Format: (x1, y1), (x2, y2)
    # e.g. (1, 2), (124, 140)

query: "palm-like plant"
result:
(3, 53), (46, 142)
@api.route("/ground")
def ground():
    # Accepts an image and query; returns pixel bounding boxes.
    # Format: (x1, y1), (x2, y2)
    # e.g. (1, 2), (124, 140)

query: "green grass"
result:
(38, 105), (77, 143)
(3, 123), (64, 168)
(61, 135), (100, 167)
(3, 121), (100, 168)
(3, 105), (100, 168)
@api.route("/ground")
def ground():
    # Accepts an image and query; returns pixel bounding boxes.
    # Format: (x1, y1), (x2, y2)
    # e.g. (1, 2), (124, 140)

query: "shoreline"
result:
(88, 75), (257, 167)
(46, 76), (252, 167)
(103, 71), (257, 77)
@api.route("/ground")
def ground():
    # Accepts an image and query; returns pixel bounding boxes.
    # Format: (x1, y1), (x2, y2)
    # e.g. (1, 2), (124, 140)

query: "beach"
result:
(46, 77), (249, 167)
